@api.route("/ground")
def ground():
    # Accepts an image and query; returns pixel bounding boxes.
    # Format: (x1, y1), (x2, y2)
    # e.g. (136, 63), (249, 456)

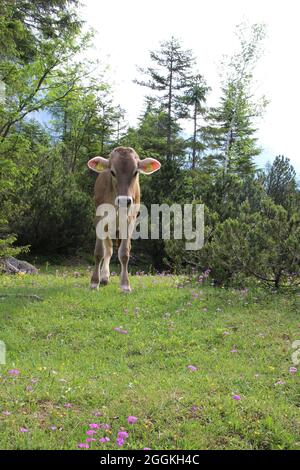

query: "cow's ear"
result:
(87, 156), (109, 173)
(138, 158), (161, 175)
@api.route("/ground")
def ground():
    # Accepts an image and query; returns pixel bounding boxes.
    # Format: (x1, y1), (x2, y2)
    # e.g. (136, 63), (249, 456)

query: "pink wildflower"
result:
(232, 395), (241, 401)
(101, 423), (110, 430)
(89, 423), (100, 429)
(127, 416), (138, 424)
(116, 437), (125, 447)
(19, 427), (29, 433)
(8, 369), (20, 376)
(114, 327), (128, 335)
(187, 365), (198, 372)
(77, 443), (89, 449)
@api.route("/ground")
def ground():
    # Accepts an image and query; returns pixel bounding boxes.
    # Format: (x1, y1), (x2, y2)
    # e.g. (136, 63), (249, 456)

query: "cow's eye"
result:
(133, 170), (138, 177)
(111, 170), (116, 177)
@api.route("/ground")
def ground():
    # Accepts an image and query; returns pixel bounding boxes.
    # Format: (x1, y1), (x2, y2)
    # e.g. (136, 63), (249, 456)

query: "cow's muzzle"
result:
(115, 196), (133, 208)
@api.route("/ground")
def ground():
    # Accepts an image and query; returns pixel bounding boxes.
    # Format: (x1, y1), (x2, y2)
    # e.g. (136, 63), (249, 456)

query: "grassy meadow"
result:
(0, 267), (299, 450)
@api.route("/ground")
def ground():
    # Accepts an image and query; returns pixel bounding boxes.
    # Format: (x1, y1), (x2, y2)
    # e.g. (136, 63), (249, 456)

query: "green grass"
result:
(0, 269), (299, 450)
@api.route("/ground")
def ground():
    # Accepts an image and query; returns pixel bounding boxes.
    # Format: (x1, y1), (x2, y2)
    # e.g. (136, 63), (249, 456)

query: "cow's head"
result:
(88, 147), (161, 207)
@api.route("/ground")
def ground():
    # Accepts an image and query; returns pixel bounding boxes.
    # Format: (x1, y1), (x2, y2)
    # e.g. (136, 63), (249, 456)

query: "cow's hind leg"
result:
(90, 237), (104, 289)
(118, 238), (131, 292)
(100, 237), (113, 285)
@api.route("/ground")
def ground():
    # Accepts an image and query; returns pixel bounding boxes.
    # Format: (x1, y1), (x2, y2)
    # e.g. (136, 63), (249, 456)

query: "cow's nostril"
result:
(115, 196), (133, 208)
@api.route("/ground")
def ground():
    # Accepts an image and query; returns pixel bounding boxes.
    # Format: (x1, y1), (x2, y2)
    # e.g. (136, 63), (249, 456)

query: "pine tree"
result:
(135, 37), (195, 160)
(182, 74), (209, 169)
(263, 155), (297, 208)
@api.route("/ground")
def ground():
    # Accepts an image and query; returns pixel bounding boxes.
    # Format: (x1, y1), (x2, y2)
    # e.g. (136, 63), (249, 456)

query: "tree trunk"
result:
(192, 103), (197, 169)
(167, 48), (173, 161)
(274, 270), (282, 289)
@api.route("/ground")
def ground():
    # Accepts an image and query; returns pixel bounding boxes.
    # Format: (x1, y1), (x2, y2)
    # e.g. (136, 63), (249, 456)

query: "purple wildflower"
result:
(89, 423), (100, 429)
(127, 416), (138, 424)
(19, 427), (29, 433)
(8, 369), (20, 376)
(101, 423), (110, 430)
(232, 395), (241, 401)
(187, 365), (198, 372)
(64, 403), (72, 408)
(116, 437), (125, 447)
(77, 443), (89, 449)
(114, 327), (128, 335)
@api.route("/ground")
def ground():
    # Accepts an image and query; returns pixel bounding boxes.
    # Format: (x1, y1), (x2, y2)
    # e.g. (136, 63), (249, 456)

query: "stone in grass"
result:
(2, 257), (38, 275)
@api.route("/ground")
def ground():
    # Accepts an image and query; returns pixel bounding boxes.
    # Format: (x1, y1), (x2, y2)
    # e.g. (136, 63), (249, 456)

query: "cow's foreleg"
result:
(90, 237), (104, 289)
(100, 237), (113, 285)
(118, 238), (131, 292)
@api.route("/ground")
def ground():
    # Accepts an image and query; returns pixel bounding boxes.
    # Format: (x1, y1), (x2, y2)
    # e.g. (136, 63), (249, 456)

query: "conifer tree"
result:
(203, 23), (267, 176)
(135, 37), (195, 160)
(182, 74), (209, 168)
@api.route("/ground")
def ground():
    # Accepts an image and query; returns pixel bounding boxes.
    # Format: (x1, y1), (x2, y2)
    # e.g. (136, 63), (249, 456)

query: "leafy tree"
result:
(0, 0), (81, 62)
(0, 0), (97, 257)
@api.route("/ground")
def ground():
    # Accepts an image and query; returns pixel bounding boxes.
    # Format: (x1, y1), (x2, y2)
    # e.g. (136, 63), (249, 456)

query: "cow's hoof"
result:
(90, 282), (99, 290)
(100, 278), (109, 286)
(121, 285), (131, 293)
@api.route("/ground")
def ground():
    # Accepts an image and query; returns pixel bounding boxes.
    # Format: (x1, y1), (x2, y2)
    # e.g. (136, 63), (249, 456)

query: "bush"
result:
(10, 152), (94, 256)
(209, 198), (300, 287)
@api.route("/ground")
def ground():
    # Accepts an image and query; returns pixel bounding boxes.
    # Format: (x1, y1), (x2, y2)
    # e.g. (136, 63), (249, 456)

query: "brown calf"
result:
(87, 146), (161, 292)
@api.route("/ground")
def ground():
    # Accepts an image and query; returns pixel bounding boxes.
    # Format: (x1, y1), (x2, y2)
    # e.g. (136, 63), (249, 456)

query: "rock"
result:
(2, 257), (38, 275)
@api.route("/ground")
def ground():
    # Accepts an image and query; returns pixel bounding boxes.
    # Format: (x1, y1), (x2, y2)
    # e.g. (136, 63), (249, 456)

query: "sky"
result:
(81, 0), (300, 175)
